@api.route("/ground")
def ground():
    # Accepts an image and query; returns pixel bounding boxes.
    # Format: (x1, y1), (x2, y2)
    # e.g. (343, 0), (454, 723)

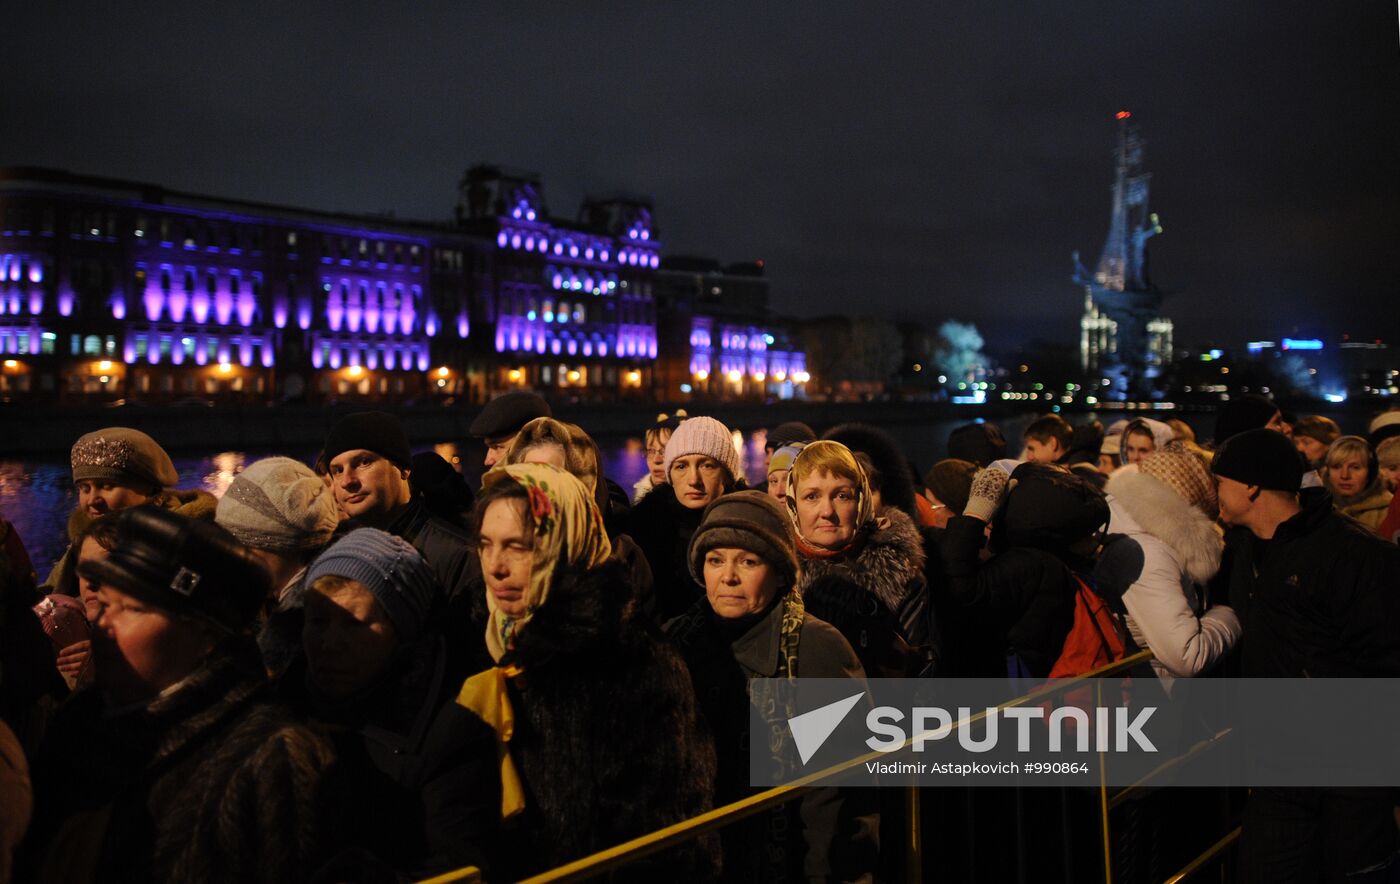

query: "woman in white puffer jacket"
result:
(1100, 443), (1242, 690)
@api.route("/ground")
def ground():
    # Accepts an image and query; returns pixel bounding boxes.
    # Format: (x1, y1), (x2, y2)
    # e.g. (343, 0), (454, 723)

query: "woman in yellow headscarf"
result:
(456, 463), (718, 880)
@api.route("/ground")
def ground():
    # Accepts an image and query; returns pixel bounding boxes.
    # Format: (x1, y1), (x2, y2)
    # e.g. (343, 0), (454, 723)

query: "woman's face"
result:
(76, 479), (153, 521)
(670, 455), (727, 510)
(1124, 430), (1156, 465)
(766, 470), (789, 502)
(92, 586), (213, 706)
(76, 536), (109, 622)
(478, 498), (534, 617)
(703, 547), (783, 619)
(646, 432), (671, 486)
(302, 579), (399, 698)
(794, 469), (860, 549)
(1327, 455), (1369, 497)
(1295, 436), (1329, 464)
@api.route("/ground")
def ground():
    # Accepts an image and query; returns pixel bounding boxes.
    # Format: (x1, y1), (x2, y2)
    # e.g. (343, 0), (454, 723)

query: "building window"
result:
(83, 335), (102, 356)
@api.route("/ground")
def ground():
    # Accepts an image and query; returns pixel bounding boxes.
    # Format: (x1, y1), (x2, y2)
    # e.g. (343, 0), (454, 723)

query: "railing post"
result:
(1097, 678), (1113, 884)
(905, 784), (923, 884)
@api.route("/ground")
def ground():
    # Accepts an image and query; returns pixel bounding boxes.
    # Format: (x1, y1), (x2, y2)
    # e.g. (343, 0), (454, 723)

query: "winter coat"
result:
(797, 507), (936, 677)
(622, 482), (709, 623)
(0, 720), (29, 884)
(1101, 470), (1240, 689)
(1379, 492), (1400, 545)
(0, 517), (35, 597)
(42, 488), (217, 599)
(1223, 489), (1400, 677)
(938, 514), (1076, 678)
(473, 558), (720, 880)
(667, 596), (878, 882)
(1333, 484), (1393, 535)
(387, 494), (475, 609)
(632, 473), (656, 504)
(282, 635), (499, 879)
(385, 495), (487, 671)
(26, 639), (342, 884)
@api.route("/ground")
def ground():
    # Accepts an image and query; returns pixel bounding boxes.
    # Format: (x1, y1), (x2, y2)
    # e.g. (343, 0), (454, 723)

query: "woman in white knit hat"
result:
(622, 416), (745, 621)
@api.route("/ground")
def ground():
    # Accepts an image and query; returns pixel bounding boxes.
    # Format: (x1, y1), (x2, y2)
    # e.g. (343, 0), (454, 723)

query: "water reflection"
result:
(203, 452), (248, 498)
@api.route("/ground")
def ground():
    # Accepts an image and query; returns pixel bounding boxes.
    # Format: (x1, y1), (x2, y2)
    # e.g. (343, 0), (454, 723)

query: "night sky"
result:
(4, 3), (1397, 353)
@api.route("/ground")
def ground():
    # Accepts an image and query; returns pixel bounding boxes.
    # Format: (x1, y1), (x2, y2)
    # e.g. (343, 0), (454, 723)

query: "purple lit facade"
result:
(2, 165), (792, 404)
(457, 165), (660, 397)
(654, 256), (808, 400)
(0, 167), (484, 401)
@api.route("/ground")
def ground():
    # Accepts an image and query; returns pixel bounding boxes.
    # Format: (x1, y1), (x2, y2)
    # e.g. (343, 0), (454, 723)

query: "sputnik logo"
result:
(787, 692), (866, 764)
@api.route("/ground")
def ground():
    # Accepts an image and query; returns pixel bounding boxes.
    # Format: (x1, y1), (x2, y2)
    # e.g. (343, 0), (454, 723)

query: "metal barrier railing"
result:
(420, 649), (1242, 884)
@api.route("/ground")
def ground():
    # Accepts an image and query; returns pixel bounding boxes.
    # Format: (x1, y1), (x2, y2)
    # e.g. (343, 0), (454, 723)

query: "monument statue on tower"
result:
(1074, 111), (1174, 397)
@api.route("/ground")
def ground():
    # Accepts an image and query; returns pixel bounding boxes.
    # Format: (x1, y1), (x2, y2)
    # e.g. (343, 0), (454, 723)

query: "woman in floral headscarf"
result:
(455, 463), (717, 880)
(785, 440), (936, 677)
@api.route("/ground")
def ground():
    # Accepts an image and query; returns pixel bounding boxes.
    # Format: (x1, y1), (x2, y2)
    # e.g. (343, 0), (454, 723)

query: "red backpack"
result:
(1047, 573), (1130, 678)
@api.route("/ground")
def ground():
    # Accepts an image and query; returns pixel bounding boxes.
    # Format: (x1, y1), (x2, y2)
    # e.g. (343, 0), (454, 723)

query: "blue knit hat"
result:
(306, 528), (437, 642)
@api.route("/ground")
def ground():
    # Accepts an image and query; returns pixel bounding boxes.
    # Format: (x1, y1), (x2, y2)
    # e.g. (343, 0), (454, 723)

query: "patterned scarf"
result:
(481, 462), (613, 662)
(784, 440), (877, 560)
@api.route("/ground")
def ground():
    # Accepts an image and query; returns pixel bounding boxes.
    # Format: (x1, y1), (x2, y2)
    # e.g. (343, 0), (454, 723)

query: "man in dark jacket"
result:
(1213, 429), (1400, 882)
(25, 506), (343, 884)
(322, 411), (486, 669)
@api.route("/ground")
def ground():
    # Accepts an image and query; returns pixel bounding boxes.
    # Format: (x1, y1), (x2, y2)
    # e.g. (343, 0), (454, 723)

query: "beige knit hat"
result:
(663, 416), (743, 483)
(71, 427), (179, 490)
(216, 456), (340, 552)
(1139, 441), (1218, 516)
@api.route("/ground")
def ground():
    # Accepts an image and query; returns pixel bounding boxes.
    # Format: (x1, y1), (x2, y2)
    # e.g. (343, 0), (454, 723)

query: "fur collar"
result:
(797, 506), (926, 611)
(508, 558), (640, 672)
(1106, 469), (1223, 584)
(66, 487), (219, 541)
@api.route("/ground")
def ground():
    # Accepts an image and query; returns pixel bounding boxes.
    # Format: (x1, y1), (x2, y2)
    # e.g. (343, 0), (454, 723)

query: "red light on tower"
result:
(1115, 110), (1132, 120)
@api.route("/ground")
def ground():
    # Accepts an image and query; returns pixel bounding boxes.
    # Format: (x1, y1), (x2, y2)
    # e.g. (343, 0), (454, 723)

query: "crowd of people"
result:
(0, 390), (1398, 882)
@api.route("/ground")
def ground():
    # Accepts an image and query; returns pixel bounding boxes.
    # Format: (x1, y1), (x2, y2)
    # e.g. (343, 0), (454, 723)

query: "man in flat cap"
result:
(1213, 428), (1400, 882)
(468, 391), (551, 467)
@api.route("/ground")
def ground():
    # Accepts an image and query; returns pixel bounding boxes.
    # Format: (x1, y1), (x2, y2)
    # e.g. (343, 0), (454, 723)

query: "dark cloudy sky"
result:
(3, 3), (1397, 351)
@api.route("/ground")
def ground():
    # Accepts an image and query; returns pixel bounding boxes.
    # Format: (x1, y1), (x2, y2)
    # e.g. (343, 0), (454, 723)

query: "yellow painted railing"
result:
(421, 649), (1241, 883)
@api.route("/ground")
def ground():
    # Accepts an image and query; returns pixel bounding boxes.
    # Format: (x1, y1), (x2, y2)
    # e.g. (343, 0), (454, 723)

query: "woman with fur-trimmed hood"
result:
(785, 441), (936, 677)
(42, 428), (216, 599)
(1100, 444), (1241, 689)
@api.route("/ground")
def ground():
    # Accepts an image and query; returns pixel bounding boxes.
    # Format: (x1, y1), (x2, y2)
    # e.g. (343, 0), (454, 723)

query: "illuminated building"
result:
(654, 256), (807, 400)
(1, 164), (685, 403)
(455, 165), (660, 400)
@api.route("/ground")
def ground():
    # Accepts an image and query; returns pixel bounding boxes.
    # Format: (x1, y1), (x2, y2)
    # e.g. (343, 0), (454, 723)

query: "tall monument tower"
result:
(1074, 111), (1173, 396)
